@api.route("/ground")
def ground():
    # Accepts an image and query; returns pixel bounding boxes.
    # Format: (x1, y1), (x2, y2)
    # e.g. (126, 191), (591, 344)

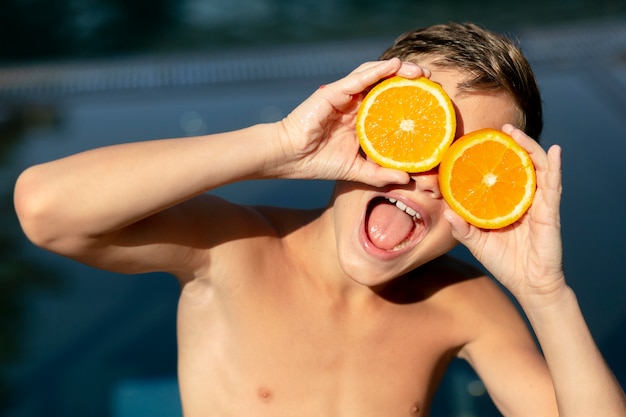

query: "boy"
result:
(14, 23), (626, 416)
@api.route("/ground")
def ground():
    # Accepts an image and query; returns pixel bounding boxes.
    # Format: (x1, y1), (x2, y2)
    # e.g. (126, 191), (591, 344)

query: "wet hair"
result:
(379, 22), (543, 140)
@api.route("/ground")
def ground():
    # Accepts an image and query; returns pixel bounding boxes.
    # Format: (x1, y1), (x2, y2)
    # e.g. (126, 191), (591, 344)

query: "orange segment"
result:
(356, 76), (456, 172)
(438, 128), (536, 229)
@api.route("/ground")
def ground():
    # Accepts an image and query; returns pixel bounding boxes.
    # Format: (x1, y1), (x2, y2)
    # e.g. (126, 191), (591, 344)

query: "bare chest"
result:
(175, 278), (464, 417)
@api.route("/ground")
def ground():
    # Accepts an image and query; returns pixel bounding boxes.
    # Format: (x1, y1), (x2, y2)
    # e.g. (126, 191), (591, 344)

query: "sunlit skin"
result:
(331, 62), (522, 288)
(13, 58), (625, 417)
(174, 66), (555, 416)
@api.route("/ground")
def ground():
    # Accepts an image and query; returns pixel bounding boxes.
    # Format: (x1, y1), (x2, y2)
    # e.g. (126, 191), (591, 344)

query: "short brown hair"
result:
(379, 22), (543, 140)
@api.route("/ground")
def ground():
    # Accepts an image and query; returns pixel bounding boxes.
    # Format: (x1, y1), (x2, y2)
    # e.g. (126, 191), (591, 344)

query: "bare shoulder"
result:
(386, 255), (527, 336)
(429, 256), (511, 300)
(104, 194), (289, 281)
(418, 259), (556, 415)
(173, 198), (322, 283)
(426, 256), (526, 330)
(415, 256), (539, 357)
(381, 255), (502, 305)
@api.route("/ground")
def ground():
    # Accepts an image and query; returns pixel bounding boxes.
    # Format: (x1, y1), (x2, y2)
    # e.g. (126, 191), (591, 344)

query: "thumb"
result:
(444, 208), (476, 245)
(354, 162), (410, 188)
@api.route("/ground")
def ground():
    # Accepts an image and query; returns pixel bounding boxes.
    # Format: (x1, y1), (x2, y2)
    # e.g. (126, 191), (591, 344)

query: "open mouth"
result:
(364, 196), (424, 252)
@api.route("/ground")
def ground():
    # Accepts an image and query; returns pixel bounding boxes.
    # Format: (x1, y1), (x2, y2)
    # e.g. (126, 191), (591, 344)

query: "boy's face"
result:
(332, 65), (520, 286)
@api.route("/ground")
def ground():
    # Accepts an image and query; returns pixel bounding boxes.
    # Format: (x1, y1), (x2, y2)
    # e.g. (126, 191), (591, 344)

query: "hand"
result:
(445, 125), (566, 306)
(273, 58), (426, 187)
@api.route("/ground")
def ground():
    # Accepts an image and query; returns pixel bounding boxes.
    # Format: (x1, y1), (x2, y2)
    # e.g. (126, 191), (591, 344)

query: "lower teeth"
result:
(392, 240), (410, 251)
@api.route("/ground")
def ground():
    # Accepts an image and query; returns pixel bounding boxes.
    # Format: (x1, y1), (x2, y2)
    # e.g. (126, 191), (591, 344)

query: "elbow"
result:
(14, 166), (63, 250)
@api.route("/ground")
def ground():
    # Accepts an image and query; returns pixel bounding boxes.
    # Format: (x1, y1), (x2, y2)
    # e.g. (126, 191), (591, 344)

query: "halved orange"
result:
(438, 128), (536, 229)
(356, 76), (456, 172)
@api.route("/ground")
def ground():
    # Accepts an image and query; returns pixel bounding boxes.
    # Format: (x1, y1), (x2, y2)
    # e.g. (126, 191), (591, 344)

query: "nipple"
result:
(410, 401), (421, 415)
(257, 387), (273, 403)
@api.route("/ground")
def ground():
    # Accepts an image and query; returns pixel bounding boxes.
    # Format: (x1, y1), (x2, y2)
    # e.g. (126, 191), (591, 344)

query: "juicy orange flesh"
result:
(363, 86), (448, 163)
(449, 141), (529, 218)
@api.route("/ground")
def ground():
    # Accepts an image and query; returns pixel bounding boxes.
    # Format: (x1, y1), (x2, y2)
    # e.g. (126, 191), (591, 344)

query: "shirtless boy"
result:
(14, 22), (626, 416)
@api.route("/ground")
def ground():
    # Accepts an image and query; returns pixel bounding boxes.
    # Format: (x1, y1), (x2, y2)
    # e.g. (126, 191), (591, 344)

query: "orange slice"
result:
(356, 76), (456, 172)
(438, 128), (536, 229)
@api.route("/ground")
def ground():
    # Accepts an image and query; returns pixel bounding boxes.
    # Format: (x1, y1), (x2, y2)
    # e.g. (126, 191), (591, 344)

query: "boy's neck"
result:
(283, 207), (382, 304)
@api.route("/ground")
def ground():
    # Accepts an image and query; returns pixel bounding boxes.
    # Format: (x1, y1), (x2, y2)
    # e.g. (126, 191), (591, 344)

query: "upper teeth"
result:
(387, 198), (422, 220)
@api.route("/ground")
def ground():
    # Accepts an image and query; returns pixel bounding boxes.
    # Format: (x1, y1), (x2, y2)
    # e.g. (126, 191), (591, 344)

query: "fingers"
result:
(350, 58), (426, 79)
(395, 60), (430, 79)
(502, 125), (563, 225)
(326, 59), (428, 98)
(502, 124), (562, 194)
(444, 208), (471, 239)
(545, 144), (562, 192)
(443, 207), (486, 254)
(502, 124), (546, 167)
(543, 144), (563, 215)
(307, 59), (429, 131)
(356, 163), (410, 188)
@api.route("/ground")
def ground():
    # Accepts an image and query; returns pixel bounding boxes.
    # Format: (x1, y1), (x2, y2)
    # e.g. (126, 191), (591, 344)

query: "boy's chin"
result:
(349, 273), (395, 288)
(338, 256), (405, 288)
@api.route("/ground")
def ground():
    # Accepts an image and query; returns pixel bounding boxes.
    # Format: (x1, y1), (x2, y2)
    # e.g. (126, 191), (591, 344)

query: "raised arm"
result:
(446, 124), (626, 416)
(14, 59), (422, 276)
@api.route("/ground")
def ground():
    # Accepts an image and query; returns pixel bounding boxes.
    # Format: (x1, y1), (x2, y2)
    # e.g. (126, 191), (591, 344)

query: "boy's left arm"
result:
(446, 124), (626, 417)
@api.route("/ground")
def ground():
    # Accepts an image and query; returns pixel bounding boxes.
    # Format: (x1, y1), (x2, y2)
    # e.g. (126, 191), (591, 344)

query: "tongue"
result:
(366, 201), (415, 250)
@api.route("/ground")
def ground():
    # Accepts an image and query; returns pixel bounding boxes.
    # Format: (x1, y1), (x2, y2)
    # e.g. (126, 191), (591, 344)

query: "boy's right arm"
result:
(13, 125), (282, 278)
(14, 59), (423, 279)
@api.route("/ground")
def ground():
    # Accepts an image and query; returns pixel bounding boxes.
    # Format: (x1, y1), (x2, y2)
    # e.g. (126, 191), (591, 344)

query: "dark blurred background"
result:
(1, 0), (624, 64)
(1, 1), (625, 416)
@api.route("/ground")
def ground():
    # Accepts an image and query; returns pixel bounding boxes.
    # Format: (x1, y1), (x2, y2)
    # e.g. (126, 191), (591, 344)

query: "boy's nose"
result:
(410, 167), (441, 199)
